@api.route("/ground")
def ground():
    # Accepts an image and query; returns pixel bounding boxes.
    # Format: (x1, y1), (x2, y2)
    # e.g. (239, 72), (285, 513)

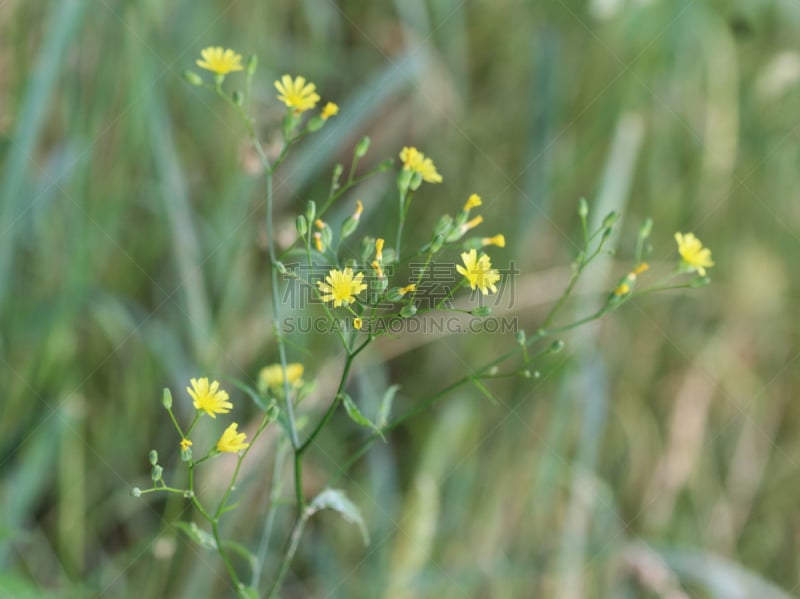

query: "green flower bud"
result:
(386, 287), (404, 302)
(183, 70), (203, 86)
(341, 216), (358, 239)
(246, 54), (258, 75)
(149, 450), (158, 466)
(162, 388), (172, 410)
(690, 276), (711, 288)
(355, 136), (371, 158)
(397, 169), (413, 192)
(151, 465), (163, 482)
(378, 158), (395, 172)
(472, 306), (491, 317)
(409, 171), (423, 191)
(434, 214), (453, 237)
(578, 198), (589, 219)
(131, 487), (142, 497)
(430, 235), (445, 254)
(516, 330), (526, 345)
(461, 237), (483, 251)
(274, 261), (287, 275)
(180, 446), (193, 462)
(400, 304), (417, 318)
(381, 248), (397, 265)
(232, 90), (243, 106)
(602, 211), (618, 229)
(321, 225), (333, 247)
(307, 115), (325, 132)
(360, 236), (375, 263)
(639, 217), (653, 239)
(296, 215), (308, 237)
(550, 339), (565, 354)
(306, 200), (316, 223)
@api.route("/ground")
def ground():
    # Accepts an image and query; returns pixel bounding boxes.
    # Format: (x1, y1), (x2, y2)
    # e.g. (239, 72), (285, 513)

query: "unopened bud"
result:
(400, 305), (417, 318)
(162, 388), (173, 410)
(296, 215), (308, 237)
(306, 200), (316, 223)
(151, 464), (163, 482)
(183, 70), (203, 86)
(131, 487), (142, 497)
(149, 450), (158, 466)
(232, 90), (243, 106)
(355, 136), (371, 158)
(578, 198), (589, 219)
(246, 54), (258, 75)
(550, 340), (565, 354)
(472, 306), (491, 317)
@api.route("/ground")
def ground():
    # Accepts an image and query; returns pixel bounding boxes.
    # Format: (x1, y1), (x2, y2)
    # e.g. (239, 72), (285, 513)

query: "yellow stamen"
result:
(180, 439), (193, 451)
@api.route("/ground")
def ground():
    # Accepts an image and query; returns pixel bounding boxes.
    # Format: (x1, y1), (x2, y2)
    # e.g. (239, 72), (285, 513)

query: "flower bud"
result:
(340, 217), (358, 239)
(578, 198), (589, 219)
(151, 465), (163, 482)
(131, 487), (142, 497)
(306, 200), (316, 223)
(516, 330), (526, 345)
(400, 305), (417, 318)
(549, 339), (565, 354)
(472, 306), (491, 317)
(296, 215), (308, 237)
(232, 90), (243, 106)
(149, 450), (159, 466)
(355, 136), (371, 158)
(434, 214), (453, 237)
(378, 158), (395, 172)
(183, 70), (203, 86)
(162, 388), (173, 410)
(246, 54), (258, 75)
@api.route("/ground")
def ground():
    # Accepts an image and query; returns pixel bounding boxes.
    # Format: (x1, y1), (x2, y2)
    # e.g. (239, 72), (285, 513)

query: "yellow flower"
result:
(375, 238), (384, 262)
(275, 74), (320, 113)
(196, 47), (244, 75)
(463, 194), (482, 211)
(675, 232), (714, 276)
(399, 146), (443, 184)
(399, 284), (417, 296)
(321, 102), (339, 119)
(314, 232), (324, 252)
(353, 317), (363, 330)
(460, 215), (483, 234)
(632, 262), (649, 276)
(371, 260), (384, 278)
(456, 249), (501, 295)
(180, 438), (193, 451)
(614, 282), (630, 297)
(482, 234), (506, 248)
(317, 267), (368, 307)
(259, 363), (305, 391)
(187, 378), (232, 418)
(216, 423), (250, 453)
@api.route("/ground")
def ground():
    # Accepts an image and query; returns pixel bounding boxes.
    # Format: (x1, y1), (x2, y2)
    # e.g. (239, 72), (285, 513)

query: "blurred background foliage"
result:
(2, 0), (799, 597)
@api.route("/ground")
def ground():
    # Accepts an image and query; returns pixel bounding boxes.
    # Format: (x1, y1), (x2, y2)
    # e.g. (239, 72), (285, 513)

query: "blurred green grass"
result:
(2, 0), (800, 597)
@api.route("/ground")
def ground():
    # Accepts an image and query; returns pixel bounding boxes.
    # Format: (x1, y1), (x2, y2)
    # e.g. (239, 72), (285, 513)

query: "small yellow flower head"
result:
(216, 423), (250, 453)
(353, 317), (363, 330)
(321, 102), (339, 119)
(399, 146), (443, 184)
(259, 363), (305, 391)
(614, 282), (631, 297)
(315, 219), (327, 230)
(371, 260), (384, 278)
(463, 194), (482, 211)
(482, 234), (506, 248)
(180, 438), (193, 451)
(187, 378), (232, 418)
(375, 238), (385, 262)
(314, 232), (324, 252)
(196, 47), (244, 75)
(353, 200), (364, 221)
(675, 232), (714, 276)
(275, 74), (321, 113)
(461, 215), (484, 234)
(632, 262), (649, 276)
(317, 267), (368, 307)
(456, 249), (501, 295)
(399, 284), (417, 296)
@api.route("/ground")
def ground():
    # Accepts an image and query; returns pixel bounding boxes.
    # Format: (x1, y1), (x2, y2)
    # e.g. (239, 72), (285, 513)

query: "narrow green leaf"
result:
(309, 488), (369, 545)
(341, 393), (384, 441)
(376, 385), (400, 430)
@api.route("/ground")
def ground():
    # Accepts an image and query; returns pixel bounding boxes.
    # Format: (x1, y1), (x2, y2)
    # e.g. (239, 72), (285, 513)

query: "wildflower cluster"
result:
(132, 46), (715, 598)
